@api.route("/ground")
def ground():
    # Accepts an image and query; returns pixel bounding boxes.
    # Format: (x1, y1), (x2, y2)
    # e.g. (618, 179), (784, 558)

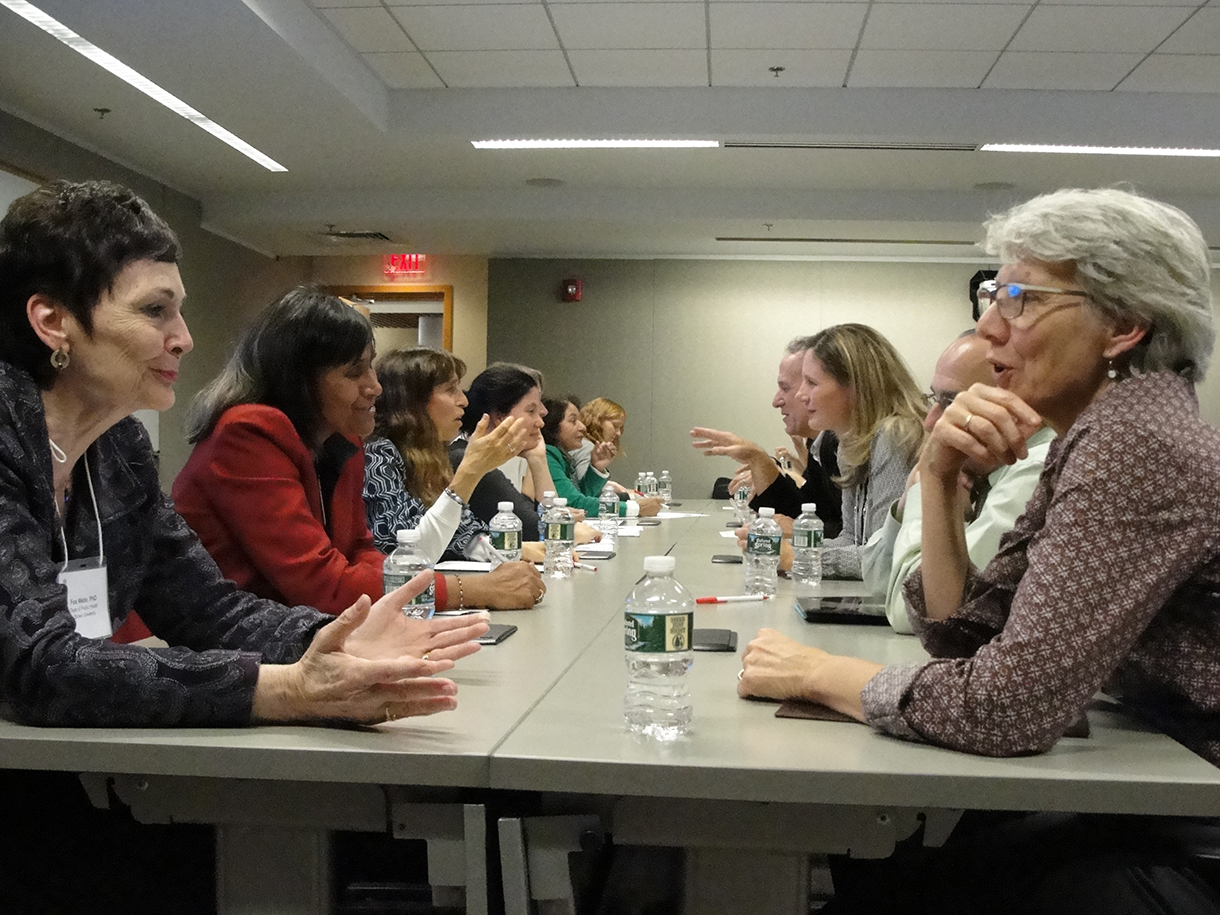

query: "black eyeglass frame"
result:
(976, 280), (1088, 319)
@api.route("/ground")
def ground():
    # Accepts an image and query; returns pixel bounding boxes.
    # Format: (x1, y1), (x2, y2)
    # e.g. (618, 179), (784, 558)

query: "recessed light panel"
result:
(1, 0), (287, 172)
(473, 139), (719, 150)
(982, 143), (1220, 158)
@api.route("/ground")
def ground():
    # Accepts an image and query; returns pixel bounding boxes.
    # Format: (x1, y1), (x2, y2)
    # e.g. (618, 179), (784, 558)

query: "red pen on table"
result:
(695, 595), (772, 605)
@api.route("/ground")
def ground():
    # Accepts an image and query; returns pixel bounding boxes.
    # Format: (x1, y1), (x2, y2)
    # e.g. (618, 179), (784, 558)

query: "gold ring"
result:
(422, 651), (431, 661)
(385, 708), (394, 722)
(963, 412), (973, 431)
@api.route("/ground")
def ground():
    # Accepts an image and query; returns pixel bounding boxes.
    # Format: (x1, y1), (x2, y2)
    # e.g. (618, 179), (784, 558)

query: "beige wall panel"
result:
(492, 257), (982, 500)
(309, 255), (489, 374)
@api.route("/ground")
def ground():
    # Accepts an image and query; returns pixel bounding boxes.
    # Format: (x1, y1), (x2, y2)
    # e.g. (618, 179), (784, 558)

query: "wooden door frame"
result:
(322, 284), (453, 351)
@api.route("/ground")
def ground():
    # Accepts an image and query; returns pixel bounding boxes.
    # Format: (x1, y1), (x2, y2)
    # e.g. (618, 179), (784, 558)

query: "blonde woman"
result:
(569, 397), (627, 487)
(695, 324), (925, 579)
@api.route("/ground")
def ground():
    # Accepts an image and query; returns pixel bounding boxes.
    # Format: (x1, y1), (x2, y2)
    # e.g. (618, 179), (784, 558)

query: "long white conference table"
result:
(2, 501), (1219, 915)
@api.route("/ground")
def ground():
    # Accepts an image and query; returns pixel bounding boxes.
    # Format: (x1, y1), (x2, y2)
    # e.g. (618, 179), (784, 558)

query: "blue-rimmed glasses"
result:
(976, 280), (1088, 320)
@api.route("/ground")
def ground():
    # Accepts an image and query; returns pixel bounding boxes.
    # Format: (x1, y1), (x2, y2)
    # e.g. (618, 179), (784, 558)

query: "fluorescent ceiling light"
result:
(981, 142), (1220, 158)
(1, 0), (287, 172)
(473, 139), (719, 150)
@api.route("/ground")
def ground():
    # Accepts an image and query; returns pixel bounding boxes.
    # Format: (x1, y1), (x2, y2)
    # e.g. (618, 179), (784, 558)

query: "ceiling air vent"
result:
(722, 141), (977, 152)
(320, 225), (393, 242)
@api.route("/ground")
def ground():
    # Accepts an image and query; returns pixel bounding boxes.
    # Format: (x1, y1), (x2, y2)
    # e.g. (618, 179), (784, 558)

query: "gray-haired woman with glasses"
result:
(741, 187), (1220, 914)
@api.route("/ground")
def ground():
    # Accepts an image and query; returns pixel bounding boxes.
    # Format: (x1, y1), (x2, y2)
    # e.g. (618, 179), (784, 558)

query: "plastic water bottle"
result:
(598, 484), (620, 548)
(543, 497), (575, 578)
(657, 470), (673, 507)
(744, 507), (782, 596)
(624, 555), (694, 740)
(790, 502), (824, 586)
(636, 472), (647, 495)
(540, 490), (556, 514)
(732, 484), (752, 525)
(489, 501), (523, 562)
(644, 470), (658, 498)
(383, 529), (435, 618)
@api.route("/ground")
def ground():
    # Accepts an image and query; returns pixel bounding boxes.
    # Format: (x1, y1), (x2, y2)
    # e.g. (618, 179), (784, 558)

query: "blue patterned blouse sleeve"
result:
(363, 438), (429, 554)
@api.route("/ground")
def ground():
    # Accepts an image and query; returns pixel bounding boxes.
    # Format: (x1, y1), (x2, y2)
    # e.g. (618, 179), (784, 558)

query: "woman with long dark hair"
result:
(174, 288), (544, 613)
(364, 347), (546, 563)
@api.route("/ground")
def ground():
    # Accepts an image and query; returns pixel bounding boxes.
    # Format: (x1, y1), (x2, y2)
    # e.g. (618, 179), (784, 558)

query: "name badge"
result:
(57, 557), (112, 639)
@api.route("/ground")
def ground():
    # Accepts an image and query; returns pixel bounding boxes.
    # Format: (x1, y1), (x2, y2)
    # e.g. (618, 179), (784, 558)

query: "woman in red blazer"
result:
(173, 287), (542, 613)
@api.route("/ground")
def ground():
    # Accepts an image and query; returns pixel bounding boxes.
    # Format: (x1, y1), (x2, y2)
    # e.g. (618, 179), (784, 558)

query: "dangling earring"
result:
(50, 347), (70, 370)
(1106, 359), (1118, 380)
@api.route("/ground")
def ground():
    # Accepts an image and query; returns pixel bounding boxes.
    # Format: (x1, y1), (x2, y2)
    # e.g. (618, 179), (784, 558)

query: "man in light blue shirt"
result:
(862, 330), (1055, 633)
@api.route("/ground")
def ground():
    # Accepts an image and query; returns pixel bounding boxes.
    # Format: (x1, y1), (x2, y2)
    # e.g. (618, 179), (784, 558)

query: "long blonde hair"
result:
(580, 397), (627, 454)
(805, 324), (926, 488)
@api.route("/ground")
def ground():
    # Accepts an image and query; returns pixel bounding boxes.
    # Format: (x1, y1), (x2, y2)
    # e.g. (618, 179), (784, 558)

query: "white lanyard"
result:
(57, 450), (104, 569)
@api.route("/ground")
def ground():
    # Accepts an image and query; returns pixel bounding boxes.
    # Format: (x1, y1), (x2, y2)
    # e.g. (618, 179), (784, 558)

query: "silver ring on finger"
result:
(385, 707), (396, 723)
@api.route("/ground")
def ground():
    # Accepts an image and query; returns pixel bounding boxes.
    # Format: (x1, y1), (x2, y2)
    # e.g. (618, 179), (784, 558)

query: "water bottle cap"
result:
(554, 497), (568, 507)
(643, 555), (676, 574)
(497, 501), (514, 511)
(801, 503), (817, 513)
(542, 490), (556, 499)
(759, 507), (776, 518)
(396, 529), (421, 544)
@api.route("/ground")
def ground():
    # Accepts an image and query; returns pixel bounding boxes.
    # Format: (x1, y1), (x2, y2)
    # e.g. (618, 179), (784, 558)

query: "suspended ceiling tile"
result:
(1009, 5), (1194, 53)
(427, 49), (576, 86)
(321, 6), (416, 53)
(709, 4), (866, 50)
(362, 51), (445, 88)
(847, 49), (996, 87)
(389, 4), (559, 51)
(1157, 8), (1220, 54)
(982, 50), (1143, 89)
(568, 49), (709, 84)
(1117, 53), (1220, 93)
(549, 3), (708, 49)
(711, 48), (852, 85)
(862, 4), (1033, 51)
(312, 0), (383, 8)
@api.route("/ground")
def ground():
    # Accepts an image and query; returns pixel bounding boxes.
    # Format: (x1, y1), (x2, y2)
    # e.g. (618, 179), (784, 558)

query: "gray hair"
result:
(785, 335), (817, 355)
(982, 187), (1214, 381)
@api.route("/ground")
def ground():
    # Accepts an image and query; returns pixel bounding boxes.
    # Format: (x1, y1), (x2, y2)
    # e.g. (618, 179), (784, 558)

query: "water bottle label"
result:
(491, 530), (520, 552)
(624, 611), (693, 653)
(405, 580), (435, 615)
(746, 532), (782, 556)
(546, 521), (575, 541)
(383, 572), (409, 592)
(793, 529), (823, 549)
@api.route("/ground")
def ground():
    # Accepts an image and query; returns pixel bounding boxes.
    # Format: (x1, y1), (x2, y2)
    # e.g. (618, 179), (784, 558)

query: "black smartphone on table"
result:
(476, 623), (518, 645)
(711, 554), (743, 564)
(793, 595), (889, 626)
(692, 628), (737, 651)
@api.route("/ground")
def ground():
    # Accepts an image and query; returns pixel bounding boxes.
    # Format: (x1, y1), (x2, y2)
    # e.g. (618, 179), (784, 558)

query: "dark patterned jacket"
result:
(0, 362), (327, 726)
(864, 372), (1220, 766)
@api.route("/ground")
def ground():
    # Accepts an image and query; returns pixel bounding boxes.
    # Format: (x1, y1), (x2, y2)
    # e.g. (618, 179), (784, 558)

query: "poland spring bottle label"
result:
(625, 611), (693, 653)
(747, 531), (782, 556)
(491, 529), (520, 552)
(406, 578), (435, 615)
(545, 520), (575, 542)
(792, 528), (824, 549)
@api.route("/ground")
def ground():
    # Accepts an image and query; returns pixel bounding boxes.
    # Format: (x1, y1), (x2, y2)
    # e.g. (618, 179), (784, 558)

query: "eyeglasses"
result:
(976, 280), (1088, 320)
(926, 390), (958, 413)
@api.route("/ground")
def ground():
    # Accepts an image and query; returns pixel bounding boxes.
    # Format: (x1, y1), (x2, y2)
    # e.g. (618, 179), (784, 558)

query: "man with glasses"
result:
(862, 329), (1055, 633)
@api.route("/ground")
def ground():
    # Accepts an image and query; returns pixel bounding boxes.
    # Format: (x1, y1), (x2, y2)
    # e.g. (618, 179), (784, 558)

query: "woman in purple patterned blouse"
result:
(740, 188), (1220, 913)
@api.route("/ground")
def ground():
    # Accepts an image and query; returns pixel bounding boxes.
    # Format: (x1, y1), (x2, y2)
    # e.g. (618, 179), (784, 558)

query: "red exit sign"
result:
(383, 253), (427, 276)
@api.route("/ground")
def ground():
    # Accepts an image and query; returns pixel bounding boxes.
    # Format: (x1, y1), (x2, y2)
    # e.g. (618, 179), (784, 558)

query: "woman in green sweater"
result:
(541, 395), (661, 517)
